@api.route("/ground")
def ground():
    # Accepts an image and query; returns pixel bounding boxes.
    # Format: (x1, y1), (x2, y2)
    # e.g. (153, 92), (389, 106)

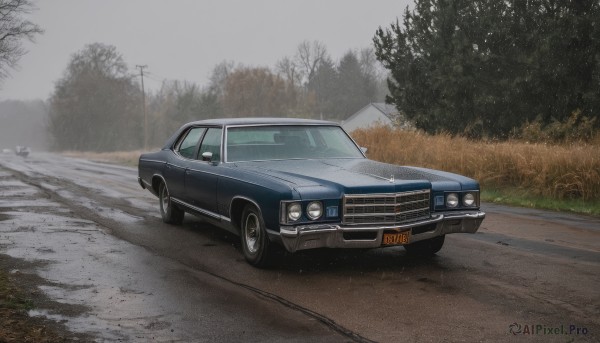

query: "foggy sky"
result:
(1, 0), (411, 101)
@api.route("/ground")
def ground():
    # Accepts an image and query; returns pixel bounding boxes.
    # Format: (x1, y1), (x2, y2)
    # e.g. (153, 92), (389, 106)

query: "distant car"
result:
(15, 146), (30, 157)
(138, 118), (485, 267)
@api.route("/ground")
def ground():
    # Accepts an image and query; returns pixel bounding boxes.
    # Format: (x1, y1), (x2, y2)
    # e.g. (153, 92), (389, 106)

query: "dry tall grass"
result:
(351, 126), (600, 201)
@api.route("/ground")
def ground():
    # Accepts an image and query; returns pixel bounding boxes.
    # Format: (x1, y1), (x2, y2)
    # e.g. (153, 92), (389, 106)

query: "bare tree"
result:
(275, 56), (300, 87)
(0, 0), (43, 81)
(358, 47), (389, 101)
(223, 66), (292, 117)
(358, 47), (382, 81)
(208, 60), (235, 100)
(294, 40), (328, 85)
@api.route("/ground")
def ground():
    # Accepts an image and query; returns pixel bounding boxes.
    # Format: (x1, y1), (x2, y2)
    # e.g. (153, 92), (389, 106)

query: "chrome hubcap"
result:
(245, 213), (260, 254)
(161, 186), (169, 212)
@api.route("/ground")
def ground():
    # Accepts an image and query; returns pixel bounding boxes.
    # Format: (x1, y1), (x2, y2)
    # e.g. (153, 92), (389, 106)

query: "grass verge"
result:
(0, 269), (34, 311)
(481, 188), (600, 216)
(0, 255), (86, 342)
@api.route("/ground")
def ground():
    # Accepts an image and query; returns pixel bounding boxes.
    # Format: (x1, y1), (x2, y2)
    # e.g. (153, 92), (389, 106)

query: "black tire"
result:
(159, 181), (184, 224)
(240, 204), (273, 268)
(404, 235), (445, 256)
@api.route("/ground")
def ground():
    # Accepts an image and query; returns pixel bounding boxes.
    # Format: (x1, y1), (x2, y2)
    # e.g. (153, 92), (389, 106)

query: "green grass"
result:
(481, 188), (600, 217)
(0, 270), (34, 311)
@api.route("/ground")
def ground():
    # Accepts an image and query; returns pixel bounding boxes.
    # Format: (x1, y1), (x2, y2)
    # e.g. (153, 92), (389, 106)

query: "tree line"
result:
(47, 42), (388, 151)
(374, 0), (600, 138)
(8, 0), (598, 151)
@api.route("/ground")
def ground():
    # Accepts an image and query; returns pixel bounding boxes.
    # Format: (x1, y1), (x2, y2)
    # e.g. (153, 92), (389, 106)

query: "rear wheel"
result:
(159, 181), (184, 224)
(404, 235), (445, 256)
(241, 204), (273, 268)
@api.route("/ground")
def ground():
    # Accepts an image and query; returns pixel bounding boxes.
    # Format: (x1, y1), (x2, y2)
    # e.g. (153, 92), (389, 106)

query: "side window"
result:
(199, 128), (222, 162)
(177, 127), (205, 159)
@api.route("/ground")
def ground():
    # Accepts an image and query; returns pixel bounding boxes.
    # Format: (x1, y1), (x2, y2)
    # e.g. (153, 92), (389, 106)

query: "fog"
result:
(1, 0), (410, 101)
(0, 100), (48, 151)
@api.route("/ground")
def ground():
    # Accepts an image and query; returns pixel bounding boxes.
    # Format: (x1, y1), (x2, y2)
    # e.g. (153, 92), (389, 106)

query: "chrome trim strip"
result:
(281, 214), (445, 237)
(344, 190), (431, 198)
(171, 197), (230, 222)
(345, 199), (429, 207)
(229, 196), (262, 224)
(226, 123), (340, 128)
(344, 208), (431, 217)
(343, 189), (431, 225)
(278, 211), (485, 252)
(224, 157), (363, 164)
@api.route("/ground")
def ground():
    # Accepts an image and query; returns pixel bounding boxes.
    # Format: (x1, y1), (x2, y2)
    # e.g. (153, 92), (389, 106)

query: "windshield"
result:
(226, 125), (364, 162)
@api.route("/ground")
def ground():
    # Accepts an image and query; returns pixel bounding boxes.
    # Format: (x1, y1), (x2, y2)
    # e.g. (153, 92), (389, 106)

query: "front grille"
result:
(343, 190), (431, 225)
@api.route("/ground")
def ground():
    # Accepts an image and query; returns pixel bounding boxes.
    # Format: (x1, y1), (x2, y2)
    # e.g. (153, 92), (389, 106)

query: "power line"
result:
(136, 65), (148, 150)
(143, 74), (164, 83)
(145, 70), (168, 81)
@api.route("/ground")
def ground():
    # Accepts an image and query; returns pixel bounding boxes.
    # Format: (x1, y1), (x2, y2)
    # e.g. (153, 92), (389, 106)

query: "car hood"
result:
(232, 159), (479, 198)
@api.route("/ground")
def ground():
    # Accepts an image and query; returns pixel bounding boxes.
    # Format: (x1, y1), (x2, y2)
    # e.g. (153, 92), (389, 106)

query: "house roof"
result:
(371, 103), (399, 118)
(344, 102), (398, 123)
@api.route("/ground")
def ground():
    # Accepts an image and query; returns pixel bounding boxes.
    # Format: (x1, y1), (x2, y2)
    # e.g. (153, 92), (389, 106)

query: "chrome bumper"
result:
(278, 211), (485, 253)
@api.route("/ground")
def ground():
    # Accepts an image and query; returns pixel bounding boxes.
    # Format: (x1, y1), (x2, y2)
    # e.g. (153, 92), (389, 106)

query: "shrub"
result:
(518, 110), (598, 144)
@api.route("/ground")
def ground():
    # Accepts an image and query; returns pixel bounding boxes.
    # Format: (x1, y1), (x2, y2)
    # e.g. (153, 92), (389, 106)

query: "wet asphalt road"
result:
(0, 152), (599, 342)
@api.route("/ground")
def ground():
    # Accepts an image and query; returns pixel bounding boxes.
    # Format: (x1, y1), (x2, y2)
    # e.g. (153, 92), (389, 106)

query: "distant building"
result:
(341, 102), (412, 132)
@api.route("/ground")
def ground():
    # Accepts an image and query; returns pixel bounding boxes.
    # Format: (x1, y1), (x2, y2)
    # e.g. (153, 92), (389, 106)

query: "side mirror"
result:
(201, 152), (213, 162)
(360, 147), (368, 154)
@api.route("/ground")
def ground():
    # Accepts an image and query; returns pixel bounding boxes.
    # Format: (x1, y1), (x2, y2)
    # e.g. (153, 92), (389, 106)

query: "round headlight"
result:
(288, 203), (301, 221)
(446, 193), (459, 208)
(463, 193), (476, 206)
(306, 201), (323, 220)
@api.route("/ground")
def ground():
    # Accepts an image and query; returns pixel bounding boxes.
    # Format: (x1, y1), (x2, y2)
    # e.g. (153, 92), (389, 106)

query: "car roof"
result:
(162, 117), (343, 150)
(186, 117), (339, 127)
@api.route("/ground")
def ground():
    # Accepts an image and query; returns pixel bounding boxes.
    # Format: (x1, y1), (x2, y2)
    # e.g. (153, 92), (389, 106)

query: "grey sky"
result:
(1, 0), (411, 101)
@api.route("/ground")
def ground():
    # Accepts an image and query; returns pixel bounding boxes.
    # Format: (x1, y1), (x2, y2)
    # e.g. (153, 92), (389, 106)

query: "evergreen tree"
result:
(374, 0), (600, 137)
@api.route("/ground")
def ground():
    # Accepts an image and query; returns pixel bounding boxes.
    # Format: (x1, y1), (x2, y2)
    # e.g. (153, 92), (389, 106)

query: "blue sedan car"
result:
(138, 118), (485, 267)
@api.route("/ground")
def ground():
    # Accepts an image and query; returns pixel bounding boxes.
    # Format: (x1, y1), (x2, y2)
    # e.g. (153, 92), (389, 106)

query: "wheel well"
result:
(230, 198), (255, 230)
(151, 176), (164, 196)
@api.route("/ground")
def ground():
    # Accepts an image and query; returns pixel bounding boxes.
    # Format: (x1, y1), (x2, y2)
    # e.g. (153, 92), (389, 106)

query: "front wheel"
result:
(404, 235), (445, 256)
(241, 204), (273, 268)
(159, 181), (184, 224)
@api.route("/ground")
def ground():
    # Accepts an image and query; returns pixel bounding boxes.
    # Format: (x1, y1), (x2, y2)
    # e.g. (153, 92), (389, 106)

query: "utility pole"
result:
(136, 65), (148, 150)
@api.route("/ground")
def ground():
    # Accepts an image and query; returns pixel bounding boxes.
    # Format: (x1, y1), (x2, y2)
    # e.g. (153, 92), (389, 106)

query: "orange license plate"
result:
(382, 230), (411, 245)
